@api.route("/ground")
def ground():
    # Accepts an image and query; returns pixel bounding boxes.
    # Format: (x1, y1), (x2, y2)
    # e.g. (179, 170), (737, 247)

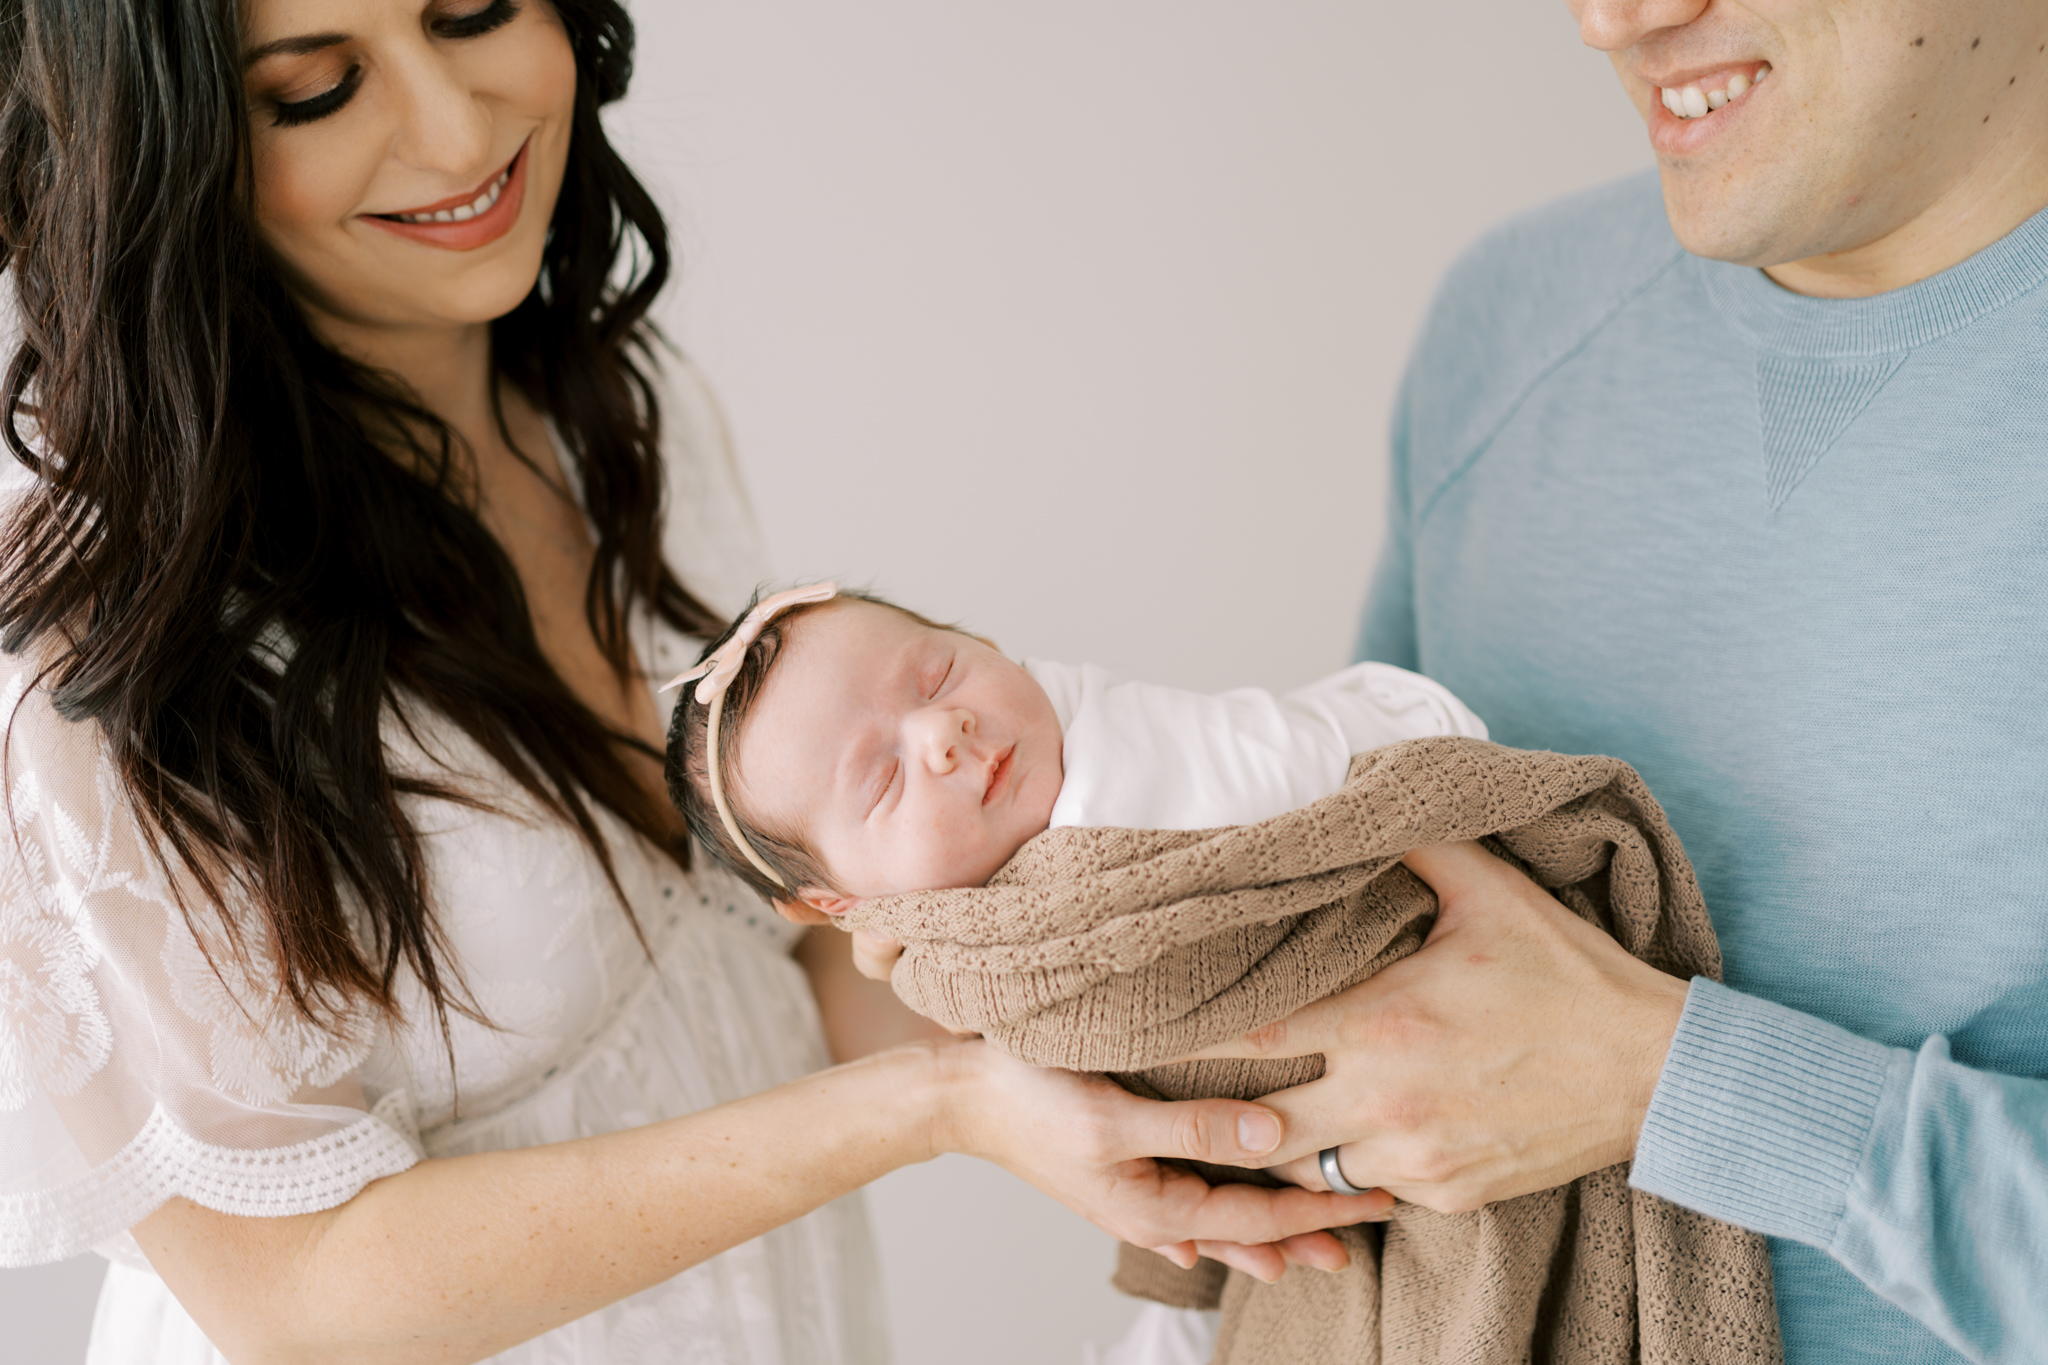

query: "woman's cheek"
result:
(250, 133), (355, 252)
(475, 10), (578, 123)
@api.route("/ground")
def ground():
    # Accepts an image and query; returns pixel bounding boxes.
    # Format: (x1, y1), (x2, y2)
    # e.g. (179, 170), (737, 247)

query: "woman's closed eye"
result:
(434, 0), (523, 41)
(271, 66), (364, 128)
(260, 0), (524, 129)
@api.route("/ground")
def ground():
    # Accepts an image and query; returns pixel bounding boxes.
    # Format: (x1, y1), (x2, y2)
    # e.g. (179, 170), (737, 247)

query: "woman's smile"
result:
(364, 137), (530, 250)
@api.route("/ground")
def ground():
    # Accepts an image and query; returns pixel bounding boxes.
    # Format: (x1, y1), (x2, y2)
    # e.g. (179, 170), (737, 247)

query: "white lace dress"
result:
(0, 364), (890, 1365)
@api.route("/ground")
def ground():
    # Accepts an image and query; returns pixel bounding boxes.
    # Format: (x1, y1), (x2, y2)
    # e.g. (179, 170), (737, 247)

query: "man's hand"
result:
(1184, 840), (1689, 1213)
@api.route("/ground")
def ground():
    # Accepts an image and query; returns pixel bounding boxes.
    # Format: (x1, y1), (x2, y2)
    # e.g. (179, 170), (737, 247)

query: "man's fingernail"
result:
(1237, 1112), (1281, 1154)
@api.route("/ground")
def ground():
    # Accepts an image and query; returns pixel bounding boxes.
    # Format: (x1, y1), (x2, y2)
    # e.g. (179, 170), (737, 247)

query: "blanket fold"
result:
(846, 737), (1780, 1365)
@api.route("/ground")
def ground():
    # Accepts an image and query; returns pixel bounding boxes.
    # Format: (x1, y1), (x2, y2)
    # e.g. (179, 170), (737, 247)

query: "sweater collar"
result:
(1696, 198), (2048, 358)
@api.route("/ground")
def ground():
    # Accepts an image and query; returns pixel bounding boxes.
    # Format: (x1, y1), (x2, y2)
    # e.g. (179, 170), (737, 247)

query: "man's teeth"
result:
(389, 165), (513, 225)
(1659, 64), (1769, 120)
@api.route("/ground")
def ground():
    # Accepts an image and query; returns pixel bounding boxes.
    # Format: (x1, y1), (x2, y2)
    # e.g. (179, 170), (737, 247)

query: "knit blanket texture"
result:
(843, 737), (1781, 1365)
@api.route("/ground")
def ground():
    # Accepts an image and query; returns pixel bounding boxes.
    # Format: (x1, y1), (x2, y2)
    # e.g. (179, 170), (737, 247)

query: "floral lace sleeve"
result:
(0, 667), (421, 1268)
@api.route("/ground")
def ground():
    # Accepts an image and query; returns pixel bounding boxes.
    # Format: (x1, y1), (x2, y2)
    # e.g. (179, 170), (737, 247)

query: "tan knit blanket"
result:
(843, 737), (1780, 1365)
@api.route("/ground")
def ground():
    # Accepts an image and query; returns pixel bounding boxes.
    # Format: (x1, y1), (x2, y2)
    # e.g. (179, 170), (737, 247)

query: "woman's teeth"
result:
(388, 164), (513, 224)
(1660, 64), (1770, 120)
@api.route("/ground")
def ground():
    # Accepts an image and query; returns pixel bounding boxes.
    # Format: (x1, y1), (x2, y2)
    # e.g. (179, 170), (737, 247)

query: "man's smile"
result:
(1652, 61), (1773, 120)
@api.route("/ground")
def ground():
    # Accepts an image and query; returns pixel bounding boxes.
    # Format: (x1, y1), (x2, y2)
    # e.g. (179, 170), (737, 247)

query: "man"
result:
(1199, 2), (2048, 1361)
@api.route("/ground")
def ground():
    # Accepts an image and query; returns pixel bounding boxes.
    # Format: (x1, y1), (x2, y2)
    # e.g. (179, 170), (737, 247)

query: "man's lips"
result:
(1645, 62), (1773, 156)
(983, 746), (1016, 806)
(362, 140), (529, 252)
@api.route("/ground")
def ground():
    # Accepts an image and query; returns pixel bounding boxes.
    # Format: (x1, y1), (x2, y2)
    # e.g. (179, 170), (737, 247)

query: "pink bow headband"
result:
(662, 582), (839, 889)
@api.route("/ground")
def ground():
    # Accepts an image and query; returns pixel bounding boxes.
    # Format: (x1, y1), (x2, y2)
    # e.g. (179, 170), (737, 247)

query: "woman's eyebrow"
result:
(244, 32), (349, 67)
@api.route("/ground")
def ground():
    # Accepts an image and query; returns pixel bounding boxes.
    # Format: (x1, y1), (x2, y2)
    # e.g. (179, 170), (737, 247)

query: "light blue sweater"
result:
(1360, 171), (2048, 1365)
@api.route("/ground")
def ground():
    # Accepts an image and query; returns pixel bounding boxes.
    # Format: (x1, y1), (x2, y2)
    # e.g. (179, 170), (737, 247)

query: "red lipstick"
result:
(363, 139), (530, 252)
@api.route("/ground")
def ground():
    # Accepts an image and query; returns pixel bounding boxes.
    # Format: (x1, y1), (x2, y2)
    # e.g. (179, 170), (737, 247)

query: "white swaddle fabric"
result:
(1027, 657), (1486, 1365)
(0, 361), (889, 1365)
(1026, 657), (1488, 832)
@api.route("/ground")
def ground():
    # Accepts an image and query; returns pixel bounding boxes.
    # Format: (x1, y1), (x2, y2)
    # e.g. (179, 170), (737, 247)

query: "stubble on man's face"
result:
(1573, 0), (2048, 286)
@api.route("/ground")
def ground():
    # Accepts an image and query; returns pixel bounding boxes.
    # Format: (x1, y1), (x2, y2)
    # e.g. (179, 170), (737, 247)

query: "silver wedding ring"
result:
(1319, 1145), (1370, 1196)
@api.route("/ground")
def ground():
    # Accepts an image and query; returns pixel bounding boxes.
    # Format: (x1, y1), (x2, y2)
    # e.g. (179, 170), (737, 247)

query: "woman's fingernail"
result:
(1237, 1112), (1281, 1154)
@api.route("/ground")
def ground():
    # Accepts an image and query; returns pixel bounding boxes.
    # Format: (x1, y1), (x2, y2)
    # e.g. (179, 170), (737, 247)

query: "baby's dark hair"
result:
(664, 586), (960, 906)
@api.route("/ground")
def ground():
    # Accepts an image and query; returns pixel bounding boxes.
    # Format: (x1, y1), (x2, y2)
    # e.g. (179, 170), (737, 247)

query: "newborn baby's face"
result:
(736, 598), (1064, 910)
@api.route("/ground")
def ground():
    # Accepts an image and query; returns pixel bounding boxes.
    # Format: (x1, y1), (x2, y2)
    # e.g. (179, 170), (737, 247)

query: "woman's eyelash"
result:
(437, 0), (522, 40)
(272, 66), (363, 127)
(266, 1), (519, 128)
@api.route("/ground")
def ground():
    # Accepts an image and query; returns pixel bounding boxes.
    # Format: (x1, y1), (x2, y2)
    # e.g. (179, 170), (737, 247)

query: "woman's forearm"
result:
(133, 1044), (947, 1365)
(797, 922), (953, 1062)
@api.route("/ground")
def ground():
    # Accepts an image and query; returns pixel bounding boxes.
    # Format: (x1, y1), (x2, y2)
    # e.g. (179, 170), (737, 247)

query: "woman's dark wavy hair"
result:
(0, 0), (725, 1041)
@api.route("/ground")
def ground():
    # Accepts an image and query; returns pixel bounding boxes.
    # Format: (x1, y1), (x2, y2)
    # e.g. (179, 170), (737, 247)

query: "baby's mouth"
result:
(983, 746), (1015, 806)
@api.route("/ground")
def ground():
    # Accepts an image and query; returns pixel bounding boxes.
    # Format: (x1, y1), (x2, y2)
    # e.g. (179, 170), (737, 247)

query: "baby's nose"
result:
(914, 708), (974, 772)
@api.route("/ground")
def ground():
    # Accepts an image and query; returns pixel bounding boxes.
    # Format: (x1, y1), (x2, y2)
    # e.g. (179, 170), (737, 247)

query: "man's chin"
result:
(1657, 173), (1815, 269)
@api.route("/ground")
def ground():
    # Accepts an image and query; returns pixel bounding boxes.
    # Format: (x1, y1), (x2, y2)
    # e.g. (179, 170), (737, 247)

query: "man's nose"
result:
(1572, 0), (1711, 53)
(910, 708), (974, 775)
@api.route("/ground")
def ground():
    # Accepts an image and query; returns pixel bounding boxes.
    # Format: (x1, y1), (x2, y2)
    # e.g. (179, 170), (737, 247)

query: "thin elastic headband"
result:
(661, 582), (839, 889)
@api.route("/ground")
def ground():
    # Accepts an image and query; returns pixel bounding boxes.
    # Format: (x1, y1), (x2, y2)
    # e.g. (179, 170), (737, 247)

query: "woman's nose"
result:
(383, 45), (495, 179)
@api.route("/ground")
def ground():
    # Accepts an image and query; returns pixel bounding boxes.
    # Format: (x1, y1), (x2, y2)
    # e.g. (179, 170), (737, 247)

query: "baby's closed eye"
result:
(864, 760), (900, 818)
(924, 653), (955, 699)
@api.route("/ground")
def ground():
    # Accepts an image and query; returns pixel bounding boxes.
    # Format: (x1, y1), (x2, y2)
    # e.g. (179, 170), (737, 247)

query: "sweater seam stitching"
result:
(1415, 247), (1686, 528)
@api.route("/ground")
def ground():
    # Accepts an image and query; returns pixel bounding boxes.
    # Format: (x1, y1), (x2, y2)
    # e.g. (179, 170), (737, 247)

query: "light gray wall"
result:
(0, 3), (1651, 1361)
(4, 1255), (105, 1363)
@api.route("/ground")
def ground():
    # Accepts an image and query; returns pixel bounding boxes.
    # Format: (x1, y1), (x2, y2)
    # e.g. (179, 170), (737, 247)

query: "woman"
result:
(0, 1), (1380, 1361)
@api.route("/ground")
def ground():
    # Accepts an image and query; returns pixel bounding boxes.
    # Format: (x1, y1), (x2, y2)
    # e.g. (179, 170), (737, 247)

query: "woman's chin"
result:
(302, 261), (548, 342)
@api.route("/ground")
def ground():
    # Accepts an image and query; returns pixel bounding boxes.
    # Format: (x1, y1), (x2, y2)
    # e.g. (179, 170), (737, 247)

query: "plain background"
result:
(1, 2), (1651, 1362)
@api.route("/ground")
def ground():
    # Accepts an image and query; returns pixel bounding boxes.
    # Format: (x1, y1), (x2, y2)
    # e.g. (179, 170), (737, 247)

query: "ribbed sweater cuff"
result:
(1631, 977), (1900, 1247)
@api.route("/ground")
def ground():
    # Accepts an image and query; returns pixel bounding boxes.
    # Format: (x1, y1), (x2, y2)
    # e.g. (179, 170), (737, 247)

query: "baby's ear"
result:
(770, 898), (835, 927)
(774, 889), (862, 924)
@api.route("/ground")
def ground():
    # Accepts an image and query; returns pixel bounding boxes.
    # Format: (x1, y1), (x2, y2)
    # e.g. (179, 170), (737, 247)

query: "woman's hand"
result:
(1184, 841), (1689, 1214)
(850, 928), (905, 981)
(839, 921), (1388, 1276)
(929, 1037), (1392, 1282)
(769, 898), (906, 987)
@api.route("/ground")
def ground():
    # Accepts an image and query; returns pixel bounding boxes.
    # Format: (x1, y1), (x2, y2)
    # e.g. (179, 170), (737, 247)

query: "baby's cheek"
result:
(906, 814), (1010, 891)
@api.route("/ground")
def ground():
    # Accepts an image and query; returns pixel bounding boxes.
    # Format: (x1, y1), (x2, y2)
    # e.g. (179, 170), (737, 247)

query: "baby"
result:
(663, 586), (1780, 1365)
(662, 582), (1485, 921)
